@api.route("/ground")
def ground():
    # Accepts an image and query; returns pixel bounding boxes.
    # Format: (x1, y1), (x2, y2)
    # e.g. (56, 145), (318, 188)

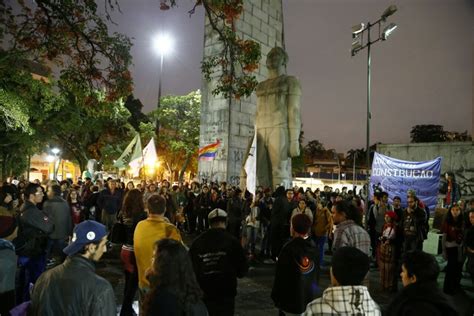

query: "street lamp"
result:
(152, 33), (173, 138)
(50, 147), (61, 180)
(350, 5), (398, 198)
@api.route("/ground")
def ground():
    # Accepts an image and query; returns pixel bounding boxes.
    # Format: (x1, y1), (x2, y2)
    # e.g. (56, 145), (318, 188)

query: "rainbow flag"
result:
(198, 139), (220, 161)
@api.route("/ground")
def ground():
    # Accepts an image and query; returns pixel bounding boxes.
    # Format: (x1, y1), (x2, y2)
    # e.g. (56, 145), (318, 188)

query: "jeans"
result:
(46, 238), (68, 262)
(260, 223), (271, 256)
(17, 255), (46, 303)
(246, 226), (258, 254)
(312, 235), (326, 267)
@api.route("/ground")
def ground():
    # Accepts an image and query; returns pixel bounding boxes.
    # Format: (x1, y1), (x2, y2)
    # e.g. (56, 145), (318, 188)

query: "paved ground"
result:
(95, 235), (474, 315)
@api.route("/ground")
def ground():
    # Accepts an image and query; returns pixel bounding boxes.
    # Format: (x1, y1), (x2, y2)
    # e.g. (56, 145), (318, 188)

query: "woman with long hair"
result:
(442, 203), (464, 295)
(125, 181), (135, 194)
(119, 189), (148, 316)
(67, 189), (84, 225)
(143, 239), (208, 316)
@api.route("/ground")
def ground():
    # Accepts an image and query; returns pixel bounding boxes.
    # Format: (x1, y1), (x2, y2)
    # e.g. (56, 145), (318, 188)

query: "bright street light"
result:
(152, 33), (174, 141)
(51, 147), (60, 155)
(382, 23), (398, 40)
(152, 34), (173, 57)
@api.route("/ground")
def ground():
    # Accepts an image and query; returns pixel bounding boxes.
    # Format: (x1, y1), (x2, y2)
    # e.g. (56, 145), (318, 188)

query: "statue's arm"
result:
(287, 76), (302, 157)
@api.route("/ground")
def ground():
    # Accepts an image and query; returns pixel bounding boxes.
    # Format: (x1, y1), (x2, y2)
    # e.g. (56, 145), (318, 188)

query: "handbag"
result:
(110, 218), (126, 244)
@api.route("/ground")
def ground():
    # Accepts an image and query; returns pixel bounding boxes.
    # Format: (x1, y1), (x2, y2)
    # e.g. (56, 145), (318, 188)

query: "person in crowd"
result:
(67, 188), (84, 226)
(367, 191), (390, 260)
(291, 198), (313, 223)
(402, 195), (426, 255)
(125, 181), (135, 194)
(312, 202), (333, 268)
(190, 208), (248, 316)
(0, 225), (17, 314)
(271, 187), (294, 260)
(142, 182), (157, 205)
(378, 211), (397, 291)
(134, 194), (182, 308)
(159, 185), (178, 224)
(272, 214), (320, 315)
(142, 239), (208, 316)
(15, 183), (54, 303)
(30, 220), (116, 315)
(465, 209), (474, 285)
(441, 202), (465, 294)
(80, 177), (93, 203)
(196, 185), (212, 233)
(227, 188), (244, 239)
(118, 189), (148, 316)
(184, 190), (198, 234)
(385, 250), (457, 316)
(332, 201), (370, 256)
(84, 185), (100, 221)
(259, 196), (273, 260)
(442, 172), (461, 208)
(43, 184), (72, 264)
(304, 247), (380, 315)
(245, 197), (260, 258)
(97, 179), (123, 231)
(59, 180), (70, 201)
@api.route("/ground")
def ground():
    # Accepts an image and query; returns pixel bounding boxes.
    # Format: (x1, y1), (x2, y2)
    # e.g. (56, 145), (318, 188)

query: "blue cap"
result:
(63, 220), (107, 256)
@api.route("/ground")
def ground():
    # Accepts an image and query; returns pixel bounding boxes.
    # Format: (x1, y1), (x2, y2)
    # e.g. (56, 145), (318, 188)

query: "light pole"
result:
(352, 151), (358, 188)
(351, 5), (397, 198)
(152, 33), (173, 139)
(51, 147), (61, 180)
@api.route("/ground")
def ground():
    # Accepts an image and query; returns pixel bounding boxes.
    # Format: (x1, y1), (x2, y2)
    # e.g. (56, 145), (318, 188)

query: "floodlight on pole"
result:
(350, 5), (397, 210)
(152, 33), (174, 141)
(352, 23), (365, 38)
(381, 5), (397, 20)
(382, 23), (398, 40)
(51, 147), (60, 155)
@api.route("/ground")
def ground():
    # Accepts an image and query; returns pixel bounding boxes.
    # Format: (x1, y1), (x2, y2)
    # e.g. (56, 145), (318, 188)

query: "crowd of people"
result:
(0, 175), (473, 315)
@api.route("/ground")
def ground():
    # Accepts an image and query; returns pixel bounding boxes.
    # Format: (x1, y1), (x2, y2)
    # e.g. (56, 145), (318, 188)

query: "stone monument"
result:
(198, 0), (285, 186)
(255, 47), (301, 189)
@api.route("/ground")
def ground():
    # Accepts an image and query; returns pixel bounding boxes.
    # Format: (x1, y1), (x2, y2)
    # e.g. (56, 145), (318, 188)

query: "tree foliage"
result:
(410, 124), (447, 143)
(1, 0), (133, 100)
(148, 90), (201, 181)
(0, 0), (134, 179)
(163, 0), (261, 99)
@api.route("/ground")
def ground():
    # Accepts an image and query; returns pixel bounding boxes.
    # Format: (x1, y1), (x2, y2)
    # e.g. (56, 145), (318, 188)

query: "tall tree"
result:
(148, 90), (201, 181)
(410, 125), (446, 143)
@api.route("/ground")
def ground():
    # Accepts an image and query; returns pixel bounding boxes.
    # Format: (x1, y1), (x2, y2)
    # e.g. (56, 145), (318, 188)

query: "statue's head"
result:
(266, 47), (288, 70)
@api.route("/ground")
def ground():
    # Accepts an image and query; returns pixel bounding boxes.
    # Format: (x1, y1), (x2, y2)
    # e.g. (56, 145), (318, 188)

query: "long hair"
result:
(143, 239), (203, 315)
(445, 204), (463, 227)
(122, 189), (145, 218)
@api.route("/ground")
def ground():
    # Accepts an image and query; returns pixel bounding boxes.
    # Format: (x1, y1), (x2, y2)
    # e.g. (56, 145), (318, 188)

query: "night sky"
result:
(108, 0), (473, 153)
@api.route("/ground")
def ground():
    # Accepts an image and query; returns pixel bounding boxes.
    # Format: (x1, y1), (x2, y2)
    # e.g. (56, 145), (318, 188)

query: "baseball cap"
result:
(63, 220), (107, 256)
(208, 208), (227, 221)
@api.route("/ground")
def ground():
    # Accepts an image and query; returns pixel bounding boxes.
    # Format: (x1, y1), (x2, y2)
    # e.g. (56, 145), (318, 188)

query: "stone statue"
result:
(255, 47), (301, 189)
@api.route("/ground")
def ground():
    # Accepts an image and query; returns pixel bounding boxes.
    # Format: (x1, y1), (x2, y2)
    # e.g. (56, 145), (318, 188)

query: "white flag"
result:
(142, 138), (158, 167)
(245, 130), (257, 195)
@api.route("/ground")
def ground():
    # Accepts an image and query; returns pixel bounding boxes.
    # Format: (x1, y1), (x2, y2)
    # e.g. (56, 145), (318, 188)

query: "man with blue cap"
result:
(30, 220), (116, 315)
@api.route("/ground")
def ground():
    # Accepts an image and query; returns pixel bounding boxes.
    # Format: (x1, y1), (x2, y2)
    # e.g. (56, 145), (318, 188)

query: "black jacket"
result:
(384, 281), (458, 316)
(271, 237), (320, 314)
(31, 255), (116, 316)
(14, 201), (54, 257)
(43, 195), (72, 239)
(98, 188), (123, 215)
(189, 228), (248, 299)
